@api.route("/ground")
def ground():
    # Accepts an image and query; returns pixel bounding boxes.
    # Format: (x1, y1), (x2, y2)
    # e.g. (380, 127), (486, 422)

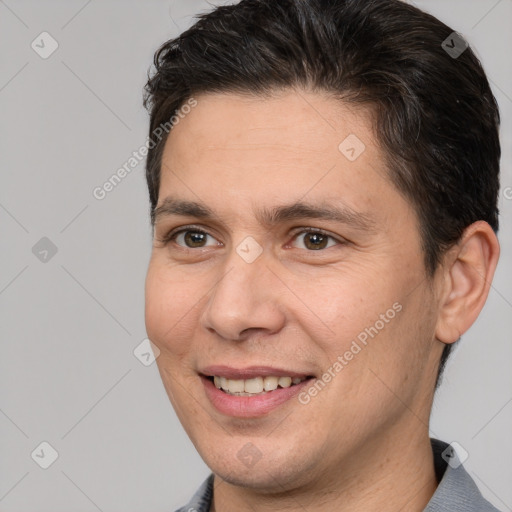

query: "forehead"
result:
(157, 89), (411, 228)
(164, 89), (375, 162)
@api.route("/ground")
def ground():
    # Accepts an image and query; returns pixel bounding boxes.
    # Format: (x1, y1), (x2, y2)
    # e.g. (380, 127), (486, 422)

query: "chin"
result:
(200, 440), (321, 493)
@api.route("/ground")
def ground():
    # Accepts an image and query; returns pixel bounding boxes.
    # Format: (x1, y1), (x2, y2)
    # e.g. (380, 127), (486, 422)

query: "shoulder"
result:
(425, 439), (502, 512)
(174, 474), (214, 512)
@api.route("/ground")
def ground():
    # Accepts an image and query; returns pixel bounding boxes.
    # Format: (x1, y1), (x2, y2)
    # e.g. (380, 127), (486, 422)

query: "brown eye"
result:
(172, 229), (219, 248)
(291, 230), (338, 251)
(184, 231), (207, 247)
(303, 233), (328, 250)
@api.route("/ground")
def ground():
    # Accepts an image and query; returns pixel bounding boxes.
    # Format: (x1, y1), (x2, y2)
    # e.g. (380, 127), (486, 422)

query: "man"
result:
(143, 0), (502, 510)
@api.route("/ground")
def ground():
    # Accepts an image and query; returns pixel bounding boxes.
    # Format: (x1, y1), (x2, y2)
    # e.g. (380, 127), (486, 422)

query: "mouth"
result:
(205, 375), (311, 396)
(199, 366), (316, 417)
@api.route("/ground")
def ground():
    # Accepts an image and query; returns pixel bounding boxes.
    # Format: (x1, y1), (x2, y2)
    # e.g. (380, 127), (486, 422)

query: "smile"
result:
(200, 366), (315, 417)
(212, 375), (308, 395)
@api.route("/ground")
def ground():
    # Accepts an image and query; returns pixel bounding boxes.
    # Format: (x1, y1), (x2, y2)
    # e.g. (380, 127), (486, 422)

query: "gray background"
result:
(0, 0), (511, 511)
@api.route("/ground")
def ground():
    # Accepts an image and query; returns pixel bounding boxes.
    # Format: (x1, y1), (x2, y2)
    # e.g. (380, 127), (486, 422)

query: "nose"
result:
(200, 251), (286, 342)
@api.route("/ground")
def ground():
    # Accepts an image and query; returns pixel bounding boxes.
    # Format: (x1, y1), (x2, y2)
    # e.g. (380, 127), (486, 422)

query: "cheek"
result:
(353, 280), (439, 402)
(144, 260), (203, 355)
(286, 268), (401, 348)
(289, 265), (433, 400)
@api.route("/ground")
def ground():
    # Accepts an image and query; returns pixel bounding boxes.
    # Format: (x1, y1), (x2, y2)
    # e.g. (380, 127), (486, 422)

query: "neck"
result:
(211, 431), (438, 512)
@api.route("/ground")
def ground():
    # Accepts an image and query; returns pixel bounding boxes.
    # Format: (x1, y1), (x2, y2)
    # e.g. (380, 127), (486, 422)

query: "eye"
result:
(168, 229), (220, 248)
(290, 229), (339, 251)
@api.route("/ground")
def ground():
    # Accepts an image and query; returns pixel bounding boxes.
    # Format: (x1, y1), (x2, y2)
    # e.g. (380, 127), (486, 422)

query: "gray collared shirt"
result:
(175, 439), (501, 512)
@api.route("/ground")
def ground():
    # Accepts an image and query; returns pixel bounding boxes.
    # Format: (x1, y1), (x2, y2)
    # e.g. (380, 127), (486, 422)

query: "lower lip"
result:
(201, 376), (312, 418)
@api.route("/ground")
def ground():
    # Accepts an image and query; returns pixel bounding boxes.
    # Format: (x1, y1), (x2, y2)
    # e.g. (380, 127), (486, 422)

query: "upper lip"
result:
(200, 365), (314, 380)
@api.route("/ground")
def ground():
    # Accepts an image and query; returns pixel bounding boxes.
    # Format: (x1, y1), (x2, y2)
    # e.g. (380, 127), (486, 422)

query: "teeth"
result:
(263, 376), (278, 391)
(278, 376), (292, 388)
(244, 377), (264, 393)
(213, 375), (306, 395)
(229, 379), (245, 393)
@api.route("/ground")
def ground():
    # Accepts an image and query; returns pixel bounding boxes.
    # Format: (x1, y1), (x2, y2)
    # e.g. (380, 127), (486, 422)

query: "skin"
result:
(145, 89), (499, 512)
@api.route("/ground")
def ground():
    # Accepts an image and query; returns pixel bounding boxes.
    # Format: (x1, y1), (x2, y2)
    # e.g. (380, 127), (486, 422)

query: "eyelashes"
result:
(291, 229), (339, 251)
(157, 225), (345, 252)
(168, 228), (220, 248)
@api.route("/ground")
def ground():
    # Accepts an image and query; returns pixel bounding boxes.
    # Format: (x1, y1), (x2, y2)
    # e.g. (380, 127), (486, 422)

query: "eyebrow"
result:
(152, 197), (376, 232)
(256, 202), (376, 231)
(152, 199), (216, 225)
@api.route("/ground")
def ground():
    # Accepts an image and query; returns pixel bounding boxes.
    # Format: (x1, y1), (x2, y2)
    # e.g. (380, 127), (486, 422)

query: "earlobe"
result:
(435, 221), (500, 344)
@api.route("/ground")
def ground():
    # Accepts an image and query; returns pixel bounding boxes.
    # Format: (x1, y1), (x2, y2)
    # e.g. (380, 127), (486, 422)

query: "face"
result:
(145, 90), (444, 492)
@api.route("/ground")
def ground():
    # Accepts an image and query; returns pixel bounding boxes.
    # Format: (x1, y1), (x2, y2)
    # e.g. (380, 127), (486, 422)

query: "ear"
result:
(435, 221), (500, 344)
